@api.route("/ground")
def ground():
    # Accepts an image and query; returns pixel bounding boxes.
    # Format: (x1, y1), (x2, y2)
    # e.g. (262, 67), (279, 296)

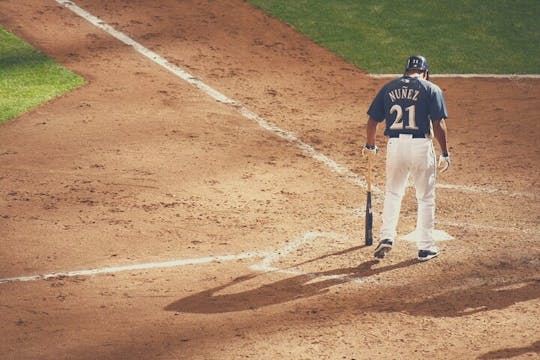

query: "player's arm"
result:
(365, 86), (385, 157)
(362, 116), (379, 159)
(432, 118), (450, 172)
(432, 118), (448, 154)
(366, 117), (379, 147)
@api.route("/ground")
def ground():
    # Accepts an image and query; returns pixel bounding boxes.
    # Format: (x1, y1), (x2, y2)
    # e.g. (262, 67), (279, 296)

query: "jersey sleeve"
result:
(429, 84), (448, 120)
(367, 86), (386, 122)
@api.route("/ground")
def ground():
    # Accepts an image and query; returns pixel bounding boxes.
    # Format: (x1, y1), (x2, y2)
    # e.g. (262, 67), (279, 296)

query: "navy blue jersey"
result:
(367, 76), (448, 137)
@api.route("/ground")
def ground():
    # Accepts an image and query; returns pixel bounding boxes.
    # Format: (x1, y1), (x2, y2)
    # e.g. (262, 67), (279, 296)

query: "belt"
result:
(388, 133), (428, 139)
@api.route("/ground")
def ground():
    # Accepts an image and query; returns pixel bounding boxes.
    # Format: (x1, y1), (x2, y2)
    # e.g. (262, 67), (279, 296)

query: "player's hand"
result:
(362, 144), (378, 159)
(438, 152), (450, 173)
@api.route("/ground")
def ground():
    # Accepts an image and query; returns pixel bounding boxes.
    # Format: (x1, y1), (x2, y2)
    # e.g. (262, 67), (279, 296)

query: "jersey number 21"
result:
(389, 104), (419, 130)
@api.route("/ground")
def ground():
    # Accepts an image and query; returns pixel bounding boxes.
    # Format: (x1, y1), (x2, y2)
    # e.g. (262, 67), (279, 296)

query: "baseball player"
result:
(363, 55), (450, 261)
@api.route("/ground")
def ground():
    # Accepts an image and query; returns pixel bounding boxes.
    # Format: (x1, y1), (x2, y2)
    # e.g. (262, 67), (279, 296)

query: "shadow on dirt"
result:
(166, 243), (540, 318)
(477, 340), (540, 359)
(385, 278), (540, 317)
(165, 256), (419, 313)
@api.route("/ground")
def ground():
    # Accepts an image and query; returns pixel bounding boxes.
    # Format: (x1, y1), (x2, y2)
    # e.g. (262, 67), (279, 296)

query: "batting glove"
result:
(362, 144), (378, 159)
(438, 152), (451, 173)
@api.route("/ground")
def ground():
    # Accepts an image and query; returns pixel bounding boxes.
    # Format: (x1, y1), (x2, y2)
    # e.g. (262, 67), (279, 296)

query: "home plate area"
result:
(248, 229), (453, 285)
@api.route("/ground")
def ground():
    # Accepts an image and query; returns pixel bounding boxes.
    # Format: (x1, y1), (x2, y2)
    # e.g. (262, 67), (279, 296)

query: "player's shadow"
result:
(165, 253), (418, 314)
(388, 278), (540, 317)
(477, 340), (540, 359)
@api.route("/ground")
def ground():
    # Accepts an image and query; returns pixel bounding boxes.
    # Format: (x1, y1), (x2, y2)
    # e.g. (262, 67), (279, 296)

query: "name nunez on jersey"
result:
(388, 87), (420, 102)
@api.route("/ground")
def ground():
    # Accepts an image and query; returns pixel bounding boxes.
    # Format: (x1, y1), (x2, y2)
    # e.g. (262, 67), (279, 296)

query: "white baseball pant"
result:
(379, 134), (438, 251)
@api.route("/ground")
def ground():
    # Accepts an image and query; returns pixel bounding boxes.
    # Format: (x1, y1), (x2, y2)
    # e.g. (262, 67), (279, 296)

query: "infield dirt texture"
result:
(1, 1), (539, 359)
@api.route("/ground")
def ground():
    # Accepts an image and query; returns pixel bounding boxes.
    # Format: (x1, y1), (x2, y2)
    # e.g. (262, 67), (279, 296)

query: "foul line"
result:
(0, 251), (268, 284)
(55, 0), (372, 191)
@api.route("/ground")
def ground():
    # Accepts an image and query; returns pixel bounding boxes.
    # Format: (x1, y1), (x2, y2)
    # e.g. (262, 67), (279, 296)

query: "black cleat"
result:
(374, 239), (393, 259)
(417, 249), (439, 261)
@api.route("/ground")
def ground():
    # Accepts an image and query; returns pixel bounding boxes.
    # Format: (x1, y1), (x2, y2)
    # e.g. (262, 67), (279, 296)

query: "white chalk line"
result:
(370, 74), (540, 79)
(0, 251), (268, 284)
(54, 0), (537, 200)
(249, 231), (374, 285)
(54, 0), (372, 191)
(437, 220), (537, 235)
(352, 205), (537, 235)
(0, 232), (373, 286)
(436, 183), (535, 199)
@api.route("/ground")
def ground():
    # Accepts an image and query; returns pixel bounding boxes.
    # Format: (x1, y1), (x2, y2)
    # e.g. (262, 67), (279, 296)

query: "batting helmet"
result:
(405, 55), (429, 71)
(405, 55), (429, 79)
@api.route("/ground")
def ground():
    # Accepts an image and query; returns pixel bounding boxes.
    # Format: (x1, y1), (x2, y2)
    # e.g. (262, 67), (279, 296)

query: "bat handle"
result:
(367, 156), (372, 192)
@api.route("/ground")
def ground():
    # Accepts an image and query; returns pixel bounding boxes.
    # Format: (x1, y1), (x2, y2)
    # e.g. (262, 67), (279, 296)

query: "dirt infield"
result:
(1, 1), (539, 359)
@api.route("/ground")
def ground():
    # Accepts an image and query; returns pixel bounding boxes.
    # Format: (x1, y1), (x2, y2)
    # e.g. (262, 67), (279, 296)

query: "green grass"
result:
(247, 0), (540, 74)
(0, 28), (85, 124)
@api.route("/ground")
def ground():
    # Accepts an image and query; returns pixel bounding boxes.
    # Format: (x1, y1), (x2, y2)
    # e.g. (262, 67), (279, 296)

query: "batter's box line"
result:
(437, 220), (538, 235)
(0, 251), (268, 285)
(436, 183), (536, 199)
(0, 231), (372, 286)
(249, 231), (375, 285)
(352, 205), (534, 236)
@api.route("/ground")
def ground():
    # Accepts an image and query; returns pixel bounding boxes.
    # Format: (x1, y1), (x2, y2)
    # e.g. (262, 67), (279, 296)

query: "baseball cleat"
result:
(417, 249), (439, 261)
(374, 239), (393, 259)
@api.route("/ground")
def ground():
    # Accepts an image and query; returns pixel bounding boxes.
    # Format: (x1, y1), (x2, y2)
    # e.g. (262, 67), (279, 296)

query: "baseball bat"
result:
(365, 155), (373, 246)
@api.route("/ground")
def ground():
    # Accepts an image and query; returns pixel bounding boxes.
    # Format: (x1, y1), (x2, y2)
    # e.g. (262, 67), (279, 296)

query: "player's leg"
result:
(411, 139), (438, 259)
(378, 138), (410, 244)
